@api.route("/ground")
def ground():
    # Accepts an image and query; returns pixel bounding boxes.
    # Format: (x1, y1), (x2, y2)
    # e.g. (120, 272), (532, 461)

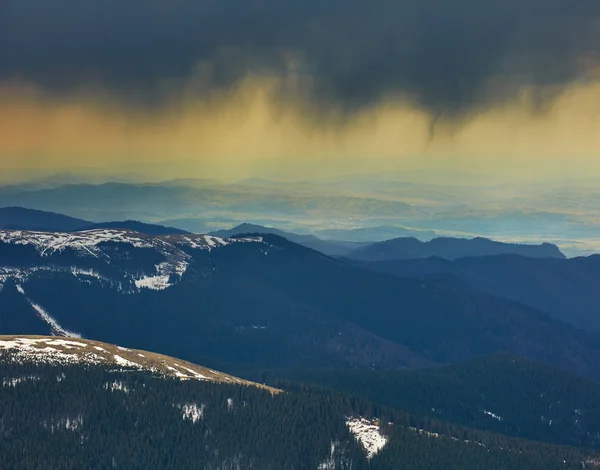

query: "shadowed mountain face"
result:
(1, 230), (599, 380)
(353, 254), (600, 333)
(347, 237), (565, 261)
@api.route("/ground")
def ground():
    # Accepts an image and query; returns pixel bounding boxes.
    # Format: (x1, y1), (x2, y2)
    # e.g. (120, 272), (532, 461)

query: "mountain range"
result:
(212, 223), (565, 259)
(0, 228), (598, 380)
(353, 255), (600, 333)
(347, 236), (565, 261)
(1, 177), (597, 256)
(210, 223), (368, 257)
(2, 208), (600, 466)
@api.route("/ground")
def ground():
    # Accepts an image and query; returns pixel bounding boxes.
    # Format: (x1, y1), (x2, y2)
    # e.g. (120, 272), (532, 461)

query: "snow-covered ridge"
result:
(0, 336), (280, 393)
(0, 229), (263, 292)
(483, 409), (503, 421)
(0, 229), (261, 256)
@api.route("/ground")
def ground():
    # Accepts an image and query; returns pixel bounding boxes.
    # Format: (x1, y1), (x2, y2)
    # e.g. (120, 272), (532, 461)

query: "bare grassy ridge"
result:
(0, 335), (280, 394)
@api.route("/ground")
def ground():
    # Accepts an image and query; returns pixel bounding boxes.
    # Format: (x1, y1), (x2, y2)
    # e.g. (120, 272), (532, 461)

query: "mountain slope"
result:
(1, 230), (599, 380)
(348, 236), (565, 261)
(260, 354), (600, 450)
(1, 347), (597, 469)
(352, 254), (600, 332)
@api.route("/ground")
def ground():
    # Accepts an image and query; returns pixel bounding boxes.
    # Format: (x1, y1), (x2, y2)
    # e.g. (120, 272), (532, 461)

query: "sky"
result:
(1, 0), (599, 184)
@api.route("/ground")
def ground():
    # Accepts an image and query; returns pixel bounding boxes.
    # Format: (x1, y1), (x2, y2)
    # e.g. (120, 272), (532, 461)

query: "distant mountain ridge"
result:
(353, 254), (600, 332)
(348, 236), (565, 261)
(0, 207), (189, 236)
(79, 220), (189, 235)
(0, 206), (89, 232)
(0, 207), (569, 260)
(210, 223), (367, 256)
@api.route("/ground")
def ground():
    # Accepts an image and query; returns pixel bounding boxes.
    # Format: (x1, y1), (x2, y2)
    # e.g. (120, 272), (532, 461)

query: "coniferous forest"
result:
(1, 359), (598, 470)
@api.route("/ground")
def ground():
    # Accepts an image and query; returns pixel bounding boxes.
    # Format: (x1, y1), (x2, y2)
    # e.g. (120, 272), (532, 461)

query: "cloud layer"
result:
(2, 0), (599, 116)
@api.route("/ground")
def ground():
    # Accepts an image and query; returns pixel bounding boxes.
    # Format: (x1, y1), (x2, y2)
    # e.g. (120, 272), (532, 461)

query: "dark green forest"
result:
(1, 359), (597, 469)
(248, 354), (600, 450)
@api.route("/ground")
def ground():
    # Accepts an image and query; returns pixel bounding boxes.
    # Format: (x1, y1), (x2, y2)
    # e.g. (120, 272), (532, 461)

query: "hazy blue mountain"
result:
(348, 236), (565, 261)
(0, 207), (90, 232)
(0, 206), (189, 236)
(353, 254), (600, 332)
(209, 223), (367, 256)
(210, 223), (323, 244)
(315, 226), (438, 242)
(156, 218), (213, 234)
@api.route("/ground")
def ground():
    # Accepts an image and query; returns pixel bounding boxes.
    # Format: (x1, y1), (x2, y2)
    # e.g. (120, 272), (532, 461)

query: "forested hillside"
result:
(1, 358), (597, 470)
(253, 355), (600, 450)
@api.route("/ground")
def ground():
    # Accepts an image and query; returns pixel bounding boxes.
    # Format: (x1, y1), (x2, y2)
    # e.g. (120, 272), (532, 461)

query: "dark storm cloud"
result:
(1, 0), (599, 116)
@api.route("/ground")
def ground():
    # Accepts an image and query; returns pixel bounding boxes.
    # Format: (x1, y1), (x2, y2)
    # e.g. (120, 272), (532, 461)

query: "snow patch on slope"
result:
(43, 415), (84, 433)
(178, 403), (205, 423)
(0, 338), (103, 365)
(0, 229), (154, 256)
(16, 284), (82, 338)
(2, 375), (40, 387)
(1, 266), (109, 291)
(166, 364), (208, 380)
(113, 355), (139, 368)
(483, 410), (503, 421)
(134, 260), (190, 291)
(104, 381), (130, 393)
(318, 442), (339, 470)
(134, 274), (172, 291)
(345, 417), (388, 460)
(168, 234), (262, 251)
